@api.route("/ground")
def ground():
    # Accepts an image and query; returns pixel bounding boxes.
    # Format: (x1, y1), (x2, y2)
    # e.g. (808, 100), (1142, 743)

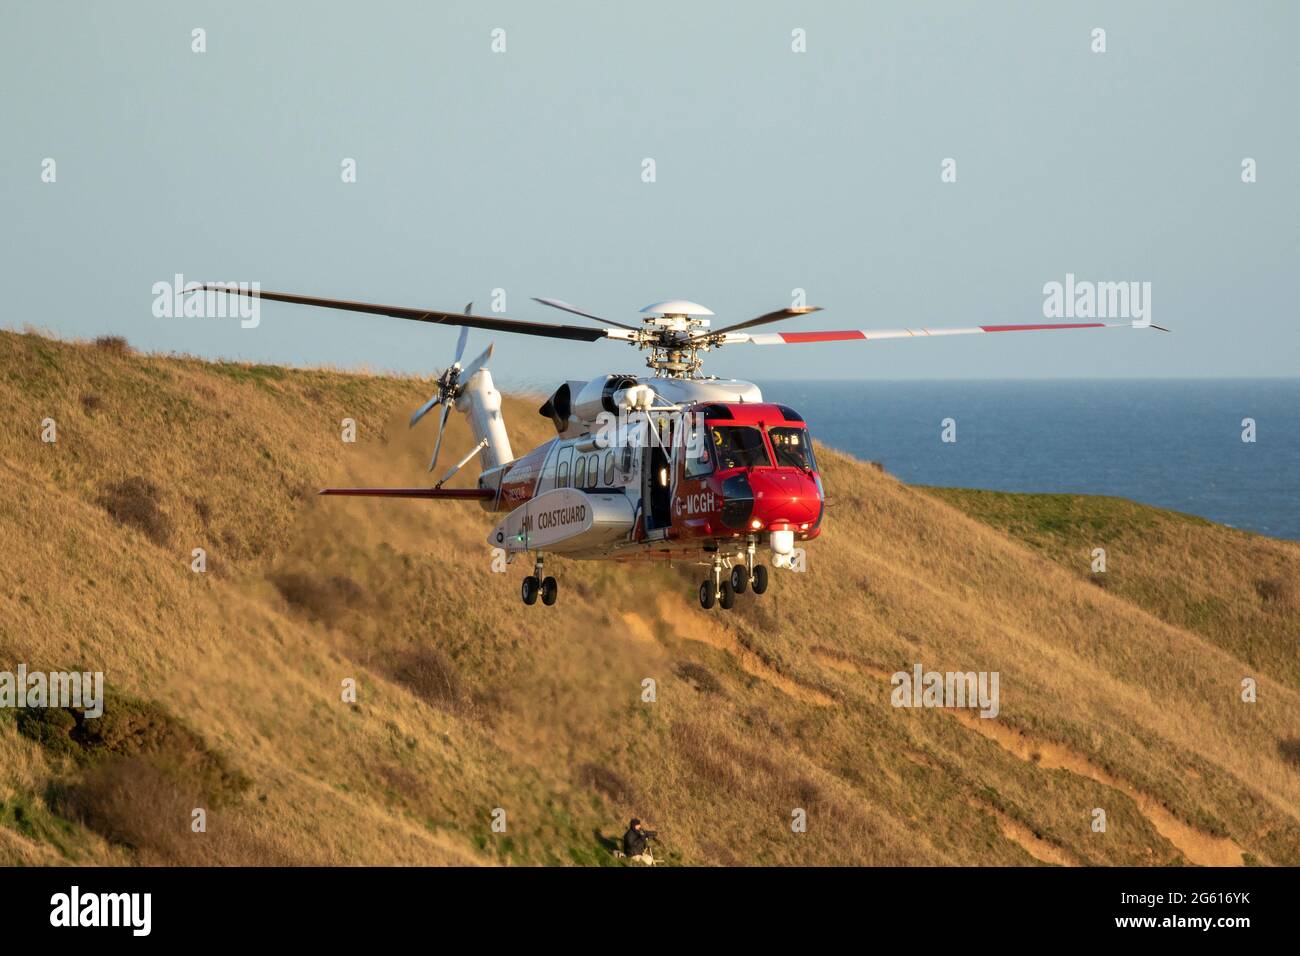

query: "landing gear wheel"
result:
(522, 576), (540, 605)
(541, 576), (558, 607)
(730, 565), (748, 594)
(751, 565), (769, 595)
(698, 580), (716, 610)
(719, 580), (736, 610)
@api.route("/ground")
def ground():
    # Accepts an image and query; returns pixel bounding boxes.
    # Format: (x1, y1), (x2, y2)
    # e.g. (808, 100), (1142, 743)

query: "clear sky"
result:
(4, 1), (1297, 387)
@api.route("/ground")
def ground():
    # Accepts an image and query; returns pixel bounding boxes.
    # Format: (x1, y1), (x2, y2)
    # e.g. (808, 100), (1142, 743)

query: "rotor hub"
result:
(636, 303), (716, 378)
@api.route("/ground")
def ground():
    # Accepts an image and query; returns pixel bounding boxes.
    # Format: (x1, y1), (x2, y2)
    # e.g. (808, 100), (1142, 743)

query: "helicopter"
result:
(203, 285), (1162, 610)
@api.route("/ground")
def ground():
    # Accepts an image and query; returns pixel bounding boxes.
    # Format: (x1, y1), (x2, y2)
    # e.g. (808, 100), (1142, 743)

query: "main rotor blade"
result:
(532, 297), (640, 331)
(724, 319), (1159, 345)
(428, 404), (452, 473)
(708, 306), (823, 336)
(200, 286), (610, 342)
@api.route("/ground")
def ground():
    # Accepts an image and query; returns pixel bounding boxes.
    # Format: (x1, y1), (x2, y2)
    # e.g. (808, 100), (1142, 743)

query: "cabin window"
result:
(558, 460), (569, 488)
(710, 426), (771, 470)
(603, 451), (615, 486)
(574, 456), (587, 488)
(769, 427), (816, 471)
(620, 445), (634, 475)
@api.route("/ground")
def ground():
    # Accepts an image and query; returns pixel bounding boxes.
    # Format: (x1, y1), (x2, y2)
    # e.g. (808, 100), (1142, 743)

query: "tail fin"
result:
(457, 367), (514, 469)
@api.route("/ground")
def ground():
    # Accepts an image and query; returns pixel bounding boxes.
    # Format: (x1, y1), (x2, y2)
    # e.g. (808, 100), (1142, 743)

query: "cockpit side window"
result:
(684, 428), (714, 478)
(541, 444), (558, 490)
(769, 426), (816, 471)
(710, 426), (772, 470)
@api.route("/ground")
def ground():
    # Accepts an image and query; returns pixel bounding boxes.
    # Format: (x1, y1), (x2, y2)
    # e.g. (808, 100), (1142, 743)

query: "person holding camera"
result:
(622, 818), (658, 866)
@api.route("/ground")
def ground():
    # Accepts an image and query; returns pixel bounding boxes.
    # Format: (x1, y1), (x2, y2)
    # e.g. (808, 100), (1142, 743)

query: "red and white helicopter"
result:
(206, 286), (1160, 610)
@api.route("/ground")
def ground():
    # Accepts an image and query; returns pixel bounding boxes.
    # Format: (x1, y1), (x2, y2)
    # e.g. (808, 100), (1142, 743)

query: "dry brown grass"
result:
(386, 645), (470, 713)
(96, 476), (171, 546)
(1279, 738), (1300, 771)
(92, 335), (131, 355)
(576, 763), (637, 805)
(1, 329), (1297, 867)
(674, 661), (723, 695)
(1256, 576), (1300, 613)
(923, 487), (1300, 691)
(270, 568), (365, 619)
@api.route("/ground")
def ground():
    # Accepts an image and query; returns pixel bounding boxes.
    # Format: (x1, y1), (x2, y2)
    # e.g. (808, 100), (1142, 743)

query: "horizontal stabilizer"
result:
(318, 487), (494, 500)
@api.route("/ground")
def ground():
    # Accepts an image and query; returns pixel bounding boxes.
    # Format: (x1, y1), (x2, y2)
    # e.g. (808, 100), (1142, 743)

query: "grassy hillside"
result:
(2, 329), (1298, 866)
(920, 489), (1300, 693)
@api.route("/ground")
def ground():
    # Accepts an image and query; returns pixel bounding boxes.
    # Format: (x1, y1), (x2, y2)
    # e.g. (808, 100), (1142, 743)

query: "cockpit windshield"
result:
(769, 426), (816, 471)
(710, 426), (771, 470)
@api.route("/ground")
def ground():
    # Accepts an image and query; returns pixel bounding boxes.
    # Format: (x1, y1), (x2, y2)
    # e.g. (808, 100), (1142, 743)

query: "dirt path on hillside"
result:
(808, 646), (1245, 867)
(619, 600), (835, 706)
(948, 709), (1244, 867)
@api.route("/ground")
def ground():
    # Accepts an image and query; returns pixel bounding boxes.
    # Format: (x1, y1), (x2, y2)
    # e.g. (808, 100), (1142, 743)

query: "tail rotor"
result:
(410, 305), (494, 474)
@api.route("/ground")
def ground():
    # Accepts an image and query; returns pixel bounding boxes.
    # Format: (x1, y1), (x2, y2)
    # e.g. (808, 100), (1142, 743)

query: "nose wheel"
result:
(699, 557), (747, 610)
(740, 541), (769, 596)
(730, 565), (748, 594)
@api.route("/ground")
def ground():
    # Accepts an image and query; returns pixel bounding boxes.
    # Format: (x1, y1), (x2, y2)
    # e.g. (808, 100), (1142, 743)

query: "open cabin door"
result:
(642, 414), (674, 532)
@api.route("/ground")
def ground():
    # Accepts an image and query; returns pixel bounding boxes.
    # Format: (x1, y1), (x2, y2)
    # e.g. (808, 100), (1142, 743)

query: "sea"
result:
(758, 379), (1300, 541)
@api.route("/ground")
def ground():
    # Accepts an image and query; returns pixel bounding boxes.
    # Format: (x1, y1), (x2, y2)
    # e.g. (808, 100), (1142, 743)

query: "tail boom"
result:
(318, 487), (494, 500)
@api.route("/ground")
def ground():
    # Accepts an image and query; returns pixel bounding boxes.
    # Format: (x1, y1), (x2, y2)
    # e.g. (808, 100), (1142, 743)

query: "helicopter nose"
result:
(743, 470), (822, 532)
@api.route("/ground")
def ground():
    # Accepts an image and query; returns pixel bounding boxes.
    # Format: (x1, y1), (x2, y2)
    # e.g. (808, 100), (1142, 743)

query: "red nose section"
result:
(747, 469), (822, 528)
